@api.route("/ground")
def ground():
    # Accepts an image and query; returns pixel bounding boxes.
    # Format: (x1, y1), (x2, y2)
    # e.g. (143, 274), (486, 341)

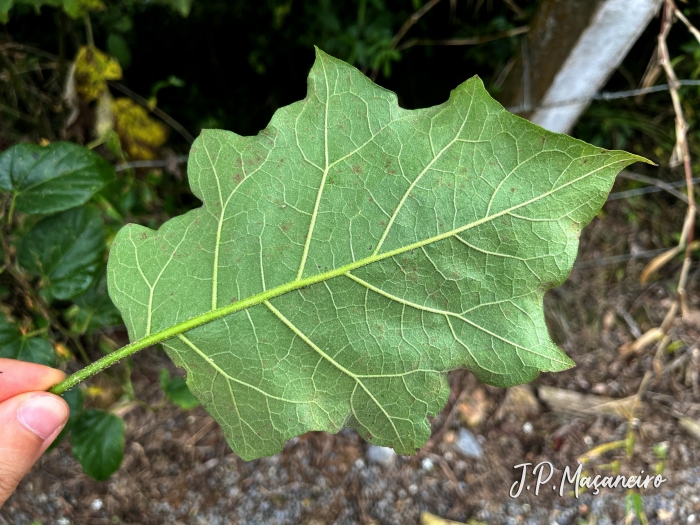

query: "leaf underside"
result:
(108, 49), (644, 460)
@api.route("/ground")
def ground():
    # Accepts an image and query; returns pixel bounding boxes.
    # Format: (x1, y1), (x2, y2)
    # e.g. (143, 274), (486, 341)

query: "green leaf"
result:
(0, 315), (55, 366)
(61, 0), (104, 19)
(18, 206), (106, 301)
(48, 387), (84, 452)
(106, 33), (131, 69)
(0, 0), (63, 22)
(626, 492), (646, 520)
(108, 49), (647, 460)
(12, 337), (55, 366)
(70, 408), (124, 481)
(70, 266), (122, 332)
(0, 0), (13, 23)
(0, 142), (114, 215)
(159, 369), (199, 409)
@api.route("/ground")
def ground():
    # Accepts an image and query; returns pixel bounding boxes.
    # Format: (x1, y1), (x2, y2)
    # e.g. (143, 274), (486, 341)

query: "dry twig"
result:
(370, 0), (442, 80)
(622, 0), (699, 399)
(396, 25), (529, 52)
(655, 0), (697, 317)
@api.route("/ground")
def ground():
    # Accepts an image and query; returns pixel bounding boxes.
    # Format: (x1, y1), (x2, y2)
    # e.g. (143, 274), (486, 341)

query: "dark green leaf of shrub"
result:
(0, 315), (55, 366)
(70, 408), (125, 481)
(13, 337), (55, 366)
(159, 369), (199, 410)
(0, 142), (114, 215)
(71, 266), (122, 331)
(108, 49), (648, 460)
(18, 206), (106, 301)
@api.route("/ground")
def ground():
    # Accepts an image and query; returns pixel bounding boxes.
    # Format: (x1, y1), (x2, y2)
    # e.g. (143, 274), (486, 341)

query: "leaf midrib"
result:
(125, 157), (627, 357)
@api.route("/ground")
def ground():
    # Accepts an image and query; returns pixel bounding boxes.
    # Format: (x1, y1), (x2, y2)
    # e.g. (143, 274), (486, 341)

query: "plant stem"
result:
(84, 15), (94, 49)
(50, 334), (156, 394)
(7, 196), (15, 227)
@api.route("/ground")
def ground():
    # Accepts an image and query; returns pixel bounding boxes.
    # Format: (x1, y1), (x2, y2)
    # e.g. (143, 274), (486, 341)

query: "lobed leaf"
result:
(108, 49), (647, 459)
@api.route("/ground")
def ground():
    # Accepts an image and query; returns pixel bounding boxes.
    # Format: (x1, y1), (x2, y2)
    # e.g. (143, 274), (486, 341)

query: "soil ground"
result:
(1, 186), (699, 525)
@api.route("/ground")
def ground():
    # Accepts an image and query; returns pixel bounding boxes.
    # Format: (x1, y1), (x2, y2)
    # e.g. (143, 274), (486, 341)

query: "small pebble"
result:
(354, 458), (366, 469)
(688, 515), (696, 524)
(523, 422), (533, 434)
(366, 445), (397, 466)
(421, 457), (434, 471)
(90, 498), (103, 511)
(455, 428), (482, 458)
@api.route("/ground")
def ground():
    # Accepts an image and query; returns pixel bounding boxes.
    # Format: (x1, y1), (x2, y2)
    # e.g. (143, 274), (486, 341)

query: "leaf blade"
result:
(108, 49), (646, 459)
(70, 408), (124, 481)
(18, 206), (106, 301)
(0, 142), (114, 215)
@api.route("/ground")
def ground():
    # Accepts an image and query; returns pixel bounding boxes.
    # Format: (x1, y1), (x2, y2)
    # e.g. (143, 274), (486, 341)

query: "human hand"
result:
(0, 358), (69, 508)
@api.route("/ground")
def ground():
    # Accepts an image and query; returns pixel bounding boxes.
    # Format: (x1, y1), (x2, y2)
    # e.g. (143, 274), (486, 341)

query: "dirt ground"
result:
(1, 189), (699, 525)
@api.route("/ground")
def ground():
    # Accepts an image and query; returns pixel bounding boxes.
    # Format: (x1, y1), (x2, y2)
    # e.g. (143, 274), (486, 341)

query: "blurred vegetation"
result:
(1, 0), (534, 141)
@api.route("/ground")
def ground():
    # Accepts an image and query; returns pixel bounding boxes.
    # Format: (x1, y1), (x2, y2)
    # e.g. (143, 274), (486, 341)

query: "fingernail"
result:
(17, 395), (68, 440)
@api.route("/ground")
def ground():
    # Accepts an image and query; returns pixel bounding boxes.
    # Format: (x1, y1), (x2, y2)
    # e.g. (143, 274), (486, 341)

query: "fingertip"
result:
(0, 359), (66, 402)
(0, 392), (69, 507)
(16, 394), (70, 442)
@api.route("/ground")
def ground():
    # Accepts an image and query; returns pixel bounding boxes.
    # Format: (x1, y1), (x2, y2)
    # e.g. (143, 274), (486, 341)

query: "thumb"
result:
(0, 393), (69, 507)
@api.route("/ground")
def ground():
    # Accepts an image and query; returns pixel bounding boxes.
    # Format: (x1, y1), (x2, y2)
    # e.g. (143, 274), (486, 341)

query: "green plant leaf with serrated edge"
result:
(108, 48), (648, 460)
(18, 206), (106, 302)
(0, 142), (114, 215)
(71, 408), (124, 481)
